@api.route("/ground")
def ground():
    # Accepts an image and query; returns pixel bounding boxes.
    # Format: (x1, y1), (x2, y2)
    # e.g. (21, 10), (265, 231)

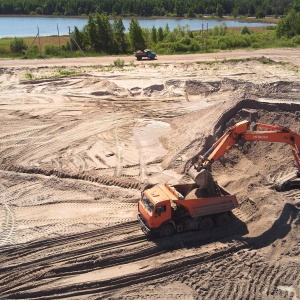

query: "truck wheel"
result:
(216, 213), (231, 227)
(199, 217), (214, 230)
(159, 224), (175, 237)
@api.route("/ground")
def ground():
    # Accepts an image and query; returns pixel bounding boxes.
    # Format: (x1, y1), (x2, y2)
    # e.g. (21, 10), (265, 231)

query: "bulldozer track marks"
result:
(0, 222), (146, 293)
(1, 164), (142, 190)
(0, 240), (250, 299)
(0, 183), (17, 246)
(0, 203), (16, 246)
(182, 248), (300, 300)
(9, 196), (298, 300)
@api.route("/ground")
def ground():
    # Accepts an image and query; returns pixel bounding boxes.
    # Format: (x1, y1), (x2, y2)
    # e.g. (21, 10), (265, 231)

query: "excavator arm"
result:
(195, 120), (250, 170)
(195, 120), (300, 173)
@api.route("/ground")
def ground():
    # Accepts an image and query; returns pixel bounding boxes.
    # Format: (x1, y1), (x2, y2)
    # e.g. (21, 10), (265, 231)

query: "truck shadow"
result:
(151, 213), (249, 250)
(151, 203), (299, 251)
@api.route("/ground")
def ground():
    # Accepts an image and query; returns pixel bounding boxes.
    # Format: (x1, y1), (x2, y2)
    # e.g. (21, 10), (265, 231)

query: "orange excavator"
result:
(137, 120), (300, 237)
(192, 120), (300, 191)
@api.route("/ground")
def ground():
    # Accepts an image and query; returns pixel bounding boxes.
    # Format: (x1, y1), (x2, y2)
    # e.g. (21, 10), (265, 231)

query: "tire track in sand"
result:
(0, 183), (17, 246)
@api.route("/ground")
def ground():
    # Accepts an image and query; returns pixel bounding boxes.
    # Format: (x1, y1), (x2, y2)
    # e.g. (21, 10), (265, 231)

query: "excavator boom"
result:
(195, 120), (250, 169)
(194, 120), (300, 191)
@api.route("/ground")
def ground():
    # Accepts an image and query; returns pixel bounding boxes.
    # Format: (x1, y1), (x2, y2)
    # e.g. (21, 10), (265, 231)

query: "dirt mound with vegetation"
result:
(0, 50), (299, 299)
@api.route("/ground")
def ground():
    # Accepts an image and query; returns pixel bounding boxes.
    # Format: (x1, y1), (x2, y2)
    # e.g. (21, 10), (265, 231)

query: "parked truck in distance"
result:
(138, 176), (238, 237)
(134, 49), (157, 60)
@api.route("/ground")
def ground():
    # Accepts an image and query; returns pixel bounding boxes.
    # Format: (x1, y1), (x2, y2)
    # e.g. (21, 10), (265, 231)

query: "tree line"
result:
(0, 0), (294, 17)
(68, 8), (300, 55)
(6, 5), (300, 58)
(70, 15), (161, 54)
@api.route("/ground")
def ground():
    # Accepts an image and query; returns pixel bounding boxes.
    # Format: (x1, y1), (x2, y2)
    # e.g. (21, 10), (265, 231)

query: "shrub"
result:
(218, 41), (228, 50)
(180, 37), (192, 46)
(10, 38), (28, 53)
(44, 44), (61, 56)
(251, 42), (260, 49)
(189, 40), (201, 51)
(241, 26), (251, 35)
(173, 41), (189, 52)
(0, 45), (10, 55)
(291, 35), (300, 45)
(114, 58), (125, 67)
(28, 45), (39, 55)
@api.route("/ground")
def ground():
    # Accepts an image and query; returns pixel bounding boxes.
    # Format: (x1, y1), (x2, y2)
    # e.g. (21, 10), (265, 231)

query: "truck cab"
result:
(138, 185), (174, 235)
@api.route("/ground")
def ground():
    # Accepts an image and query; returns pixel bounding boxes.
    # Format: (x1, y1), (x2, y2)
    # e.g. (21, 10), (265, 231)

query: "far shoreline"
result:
(0, 14), (279, 23)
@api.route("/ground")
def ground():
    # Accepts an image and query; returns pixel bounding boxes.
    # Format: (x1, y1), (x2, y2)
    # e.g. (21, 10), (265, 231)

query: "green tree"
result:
(216, 4), (224, 18)
(174, 0), (185, 17)
(255, 8), (266, 19)
(153, 6), (162, 16)
(248, 2), (255, 16)
(151, 26), (157, 44)
(72, 26), (87, 51)
(95, 13), (114, 53)
(158, 27), (164, 42)
(232, 7), (238, 17)
(276, 9), (300, 38)
(293, 0), (300, 12)
(129, 18), (146, 51)
(113, 18), (127, 53)
(164, 23), (170, 36)
(87, 13), (99, 51)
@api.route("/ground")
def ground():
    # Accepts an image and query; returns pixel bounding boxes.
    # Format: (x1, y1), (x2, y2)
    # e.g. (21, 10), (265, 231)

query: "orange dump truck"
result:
(137, 183), (238, 237)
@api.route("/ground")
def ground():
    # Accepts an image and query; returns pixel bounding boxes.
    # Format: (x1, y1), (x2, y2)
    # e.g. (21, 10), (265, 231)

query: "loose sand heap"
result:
(0, 50), (299, 299)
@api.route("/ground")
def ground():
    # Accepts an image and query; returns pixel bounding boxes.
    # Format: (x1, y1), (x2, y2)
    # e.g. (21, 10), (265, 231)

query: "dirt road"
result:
(0, 49), (299, 299)
(2, 48), (300, 68)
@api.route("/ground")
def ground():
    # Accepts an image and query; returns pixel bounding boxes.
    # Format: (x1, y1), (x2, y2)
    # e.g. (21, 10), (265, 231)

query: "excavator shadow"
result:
(215, 202), (299, 250)
(244, 202), (299, 249)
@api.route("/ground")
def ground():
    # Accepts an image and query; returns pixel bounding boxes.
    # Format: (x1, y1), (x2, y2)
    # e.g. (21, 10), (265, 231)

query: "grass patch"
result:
(113, 58), (125, 68)
(58, 70), (77, 76)
(129, 60), (137, 67)
(25, 73), (34, 80)
(151, 63), (160, 67)
(196, 57), (289, 66)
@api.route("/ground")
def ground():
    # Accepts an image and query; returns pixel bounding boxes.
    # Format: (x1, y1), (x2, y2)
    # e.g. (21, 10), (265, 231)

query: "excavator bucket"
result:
(188, 167), (221, 197)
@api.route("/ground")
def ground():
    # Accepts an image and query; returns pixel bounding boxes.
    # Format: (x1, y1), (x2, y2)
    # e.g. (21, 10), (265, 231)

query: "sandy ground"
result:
(0, 49), (300, 299)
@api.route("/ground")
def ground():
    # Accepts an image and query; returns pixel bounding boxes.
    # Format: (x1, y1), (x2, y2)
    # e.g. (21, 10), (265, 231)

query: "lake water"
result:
(0, 16), (274, 38)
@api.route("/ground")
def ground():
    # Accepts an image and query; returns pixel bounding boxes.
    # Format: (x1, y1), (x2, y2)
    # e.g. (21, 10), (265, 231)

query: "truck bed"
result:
(170, 184), (238, 218)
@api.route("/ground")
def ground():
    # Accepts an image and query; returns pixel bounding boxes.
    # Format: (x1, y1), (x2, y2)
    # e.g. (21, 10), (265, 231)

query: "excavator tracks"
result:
(272, 171), (300, 191)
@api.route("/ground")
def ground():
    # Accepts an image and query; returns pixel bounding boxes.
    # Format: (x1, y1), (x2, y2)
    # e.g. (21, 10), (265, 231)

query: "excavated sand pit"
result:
(0, 50), (300, 299)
